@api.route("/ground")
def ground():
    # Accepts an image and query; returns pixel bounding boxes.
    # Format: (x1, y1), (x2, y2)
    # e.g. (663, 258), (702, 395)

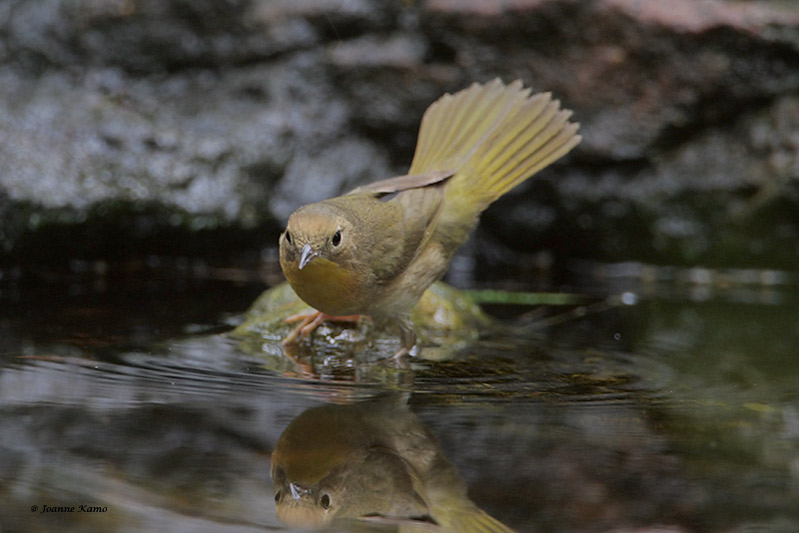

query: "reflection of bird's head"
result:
(270, 405), (356, 527)
(271, 468), (335, 528)
(270, 402), (428, 528)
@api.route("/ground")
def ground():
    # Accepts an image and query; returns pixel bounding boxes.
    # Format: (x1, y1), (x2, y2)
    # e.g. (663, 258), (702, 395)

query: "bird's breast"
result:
(282, 256), (368, 316)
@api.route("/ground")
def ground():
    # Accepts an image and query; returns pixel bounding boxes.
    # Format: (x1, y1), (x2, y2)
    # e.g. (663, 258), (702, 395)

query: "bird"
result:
(271, 396), (516, 531)
(279, 79), (580, 357)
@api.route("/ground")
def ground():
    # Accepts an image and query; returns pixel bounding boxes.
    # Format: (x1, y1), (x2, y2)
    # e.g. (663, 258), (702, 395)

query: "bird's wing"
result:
(343, 181), (446, 285)
(390, 184), (446, 266)
(346, 169), (454, 196)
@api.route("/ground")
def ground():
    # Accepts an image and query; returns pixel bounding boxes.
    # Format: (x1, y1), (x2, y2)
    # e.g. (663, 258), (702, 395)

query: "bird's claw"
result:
(282, 311), (362, 345)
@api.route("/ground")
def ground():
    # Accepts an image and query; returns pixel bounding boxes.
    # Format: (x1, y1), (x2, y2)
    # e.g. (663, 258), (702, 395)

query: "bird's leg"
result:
(282, 311), (324, 344)
(282, 310), (362, 345)
(392, 320), (417, 359)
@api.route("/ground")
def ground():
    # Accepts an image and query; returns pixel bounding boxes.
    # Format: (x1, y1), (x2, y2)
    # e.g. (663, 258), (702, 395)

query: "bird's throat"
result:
(284, 256), (363, 316)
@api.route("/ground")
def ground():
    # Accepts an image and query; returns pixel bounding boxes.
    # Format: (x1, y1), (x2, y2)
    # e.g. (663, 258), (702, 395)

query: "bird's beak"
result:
(289, 482), (309, 501)
(298, 243), (317, 270)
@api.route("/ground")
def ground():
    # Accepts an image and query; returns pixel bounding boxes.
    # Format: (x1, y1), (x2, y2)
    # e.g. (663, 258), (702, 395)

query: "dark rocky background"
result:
(2, 0), (798, 281)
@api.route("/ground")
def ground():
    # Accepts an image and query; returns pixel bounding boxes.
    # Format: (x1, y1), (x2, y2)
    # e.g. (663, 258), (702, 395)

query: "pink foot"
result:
(282, 311), (363, 345)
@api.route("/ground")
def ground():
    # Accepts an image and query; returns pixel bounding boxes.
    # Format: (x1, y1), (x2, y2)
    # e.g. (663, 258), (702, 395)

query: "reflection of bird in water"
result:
(270, 396), (515, 532)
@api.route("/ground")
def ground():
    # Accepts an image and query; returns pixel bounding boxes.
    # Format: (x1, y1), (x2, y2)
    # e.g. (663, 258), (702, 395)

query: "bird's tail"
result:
(408, 79), (580, 234)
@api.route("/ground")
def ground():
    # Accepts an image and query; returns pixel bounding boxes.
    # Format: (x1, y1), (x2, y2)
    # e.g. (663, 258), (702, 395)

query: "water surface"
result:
(1, 263), (797, 532)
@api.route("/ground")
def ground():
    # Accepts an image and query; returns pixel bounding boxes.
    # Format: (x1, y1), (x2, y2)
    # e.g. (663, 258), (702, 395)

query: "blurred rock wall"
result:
(1, 0), (798, 271)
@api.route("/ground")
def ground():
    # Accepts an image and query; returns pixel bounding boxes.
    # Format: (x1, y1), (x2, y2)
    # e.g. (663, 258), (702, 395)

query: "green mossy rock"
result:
(231, 281), (490, 361)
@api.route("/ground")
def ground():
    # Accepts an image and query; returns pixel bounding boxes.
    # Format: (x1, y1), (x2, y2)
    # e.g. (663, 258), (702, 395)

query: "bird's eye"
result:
(284, 230), (292, 244)
(320, 493), (331, 510)
(331, 230), (342, 247)
(274, 490), (281, 503)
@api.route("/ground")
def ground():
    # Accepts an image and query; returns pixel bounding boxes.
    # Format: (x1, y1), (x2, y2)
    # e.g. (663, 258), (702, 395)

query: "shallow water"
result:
(1, 263), (798, 532)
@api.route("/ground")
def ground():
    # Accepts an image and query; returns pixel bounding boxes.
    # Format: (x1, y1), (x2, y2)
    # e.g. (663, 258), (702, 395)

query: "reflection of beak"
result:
(299, 243), (317, 270)
(289, 482), (309, 501)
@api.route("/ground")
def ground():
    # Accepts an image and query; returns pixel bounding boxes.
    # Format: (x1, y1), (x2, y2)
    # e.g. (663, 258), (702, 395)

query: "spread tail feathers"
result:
(408, 79), (580, 214)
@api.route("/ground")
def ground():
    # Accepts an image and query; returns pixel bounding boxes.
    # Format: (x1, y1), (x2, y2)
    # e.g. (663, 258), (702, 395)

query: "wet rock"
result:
(483, 88), (799, 271)
(1, 0), (797, 272)
(0, 0), (397, 266)
(231, 281), (489, 365)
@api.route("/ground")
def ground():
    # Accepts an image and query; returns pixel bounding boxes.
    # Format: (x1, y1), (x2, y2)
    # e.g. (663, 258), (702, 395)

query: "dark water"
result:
(1, 261), (798, 532)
